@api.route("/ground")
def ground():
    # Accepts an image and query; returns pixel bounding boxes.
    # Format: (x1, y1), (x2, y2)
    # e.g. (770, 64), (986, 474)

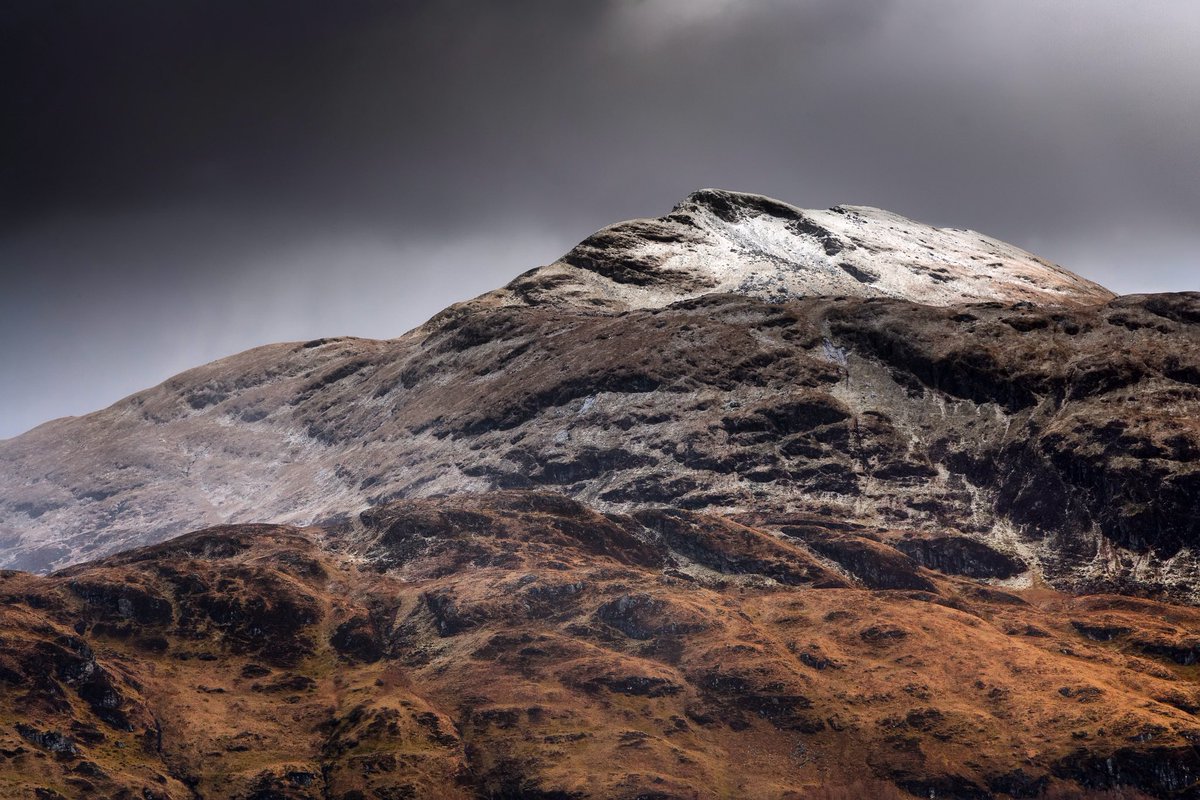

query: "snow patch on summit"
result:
(489, 189), (1114, 311)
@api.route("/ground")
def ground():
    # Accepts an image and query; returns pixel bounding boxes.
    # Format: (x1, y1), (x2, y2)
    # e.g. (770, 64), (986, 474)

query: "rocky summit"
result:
(1, 190), (1198, 798)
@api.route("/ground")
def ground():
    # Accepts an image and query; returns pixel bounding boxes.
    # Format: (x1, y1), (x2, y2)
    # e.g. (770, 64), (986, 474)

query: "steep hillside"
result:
(1, 285), (1195, 597)
(2, 492), (1196, 799)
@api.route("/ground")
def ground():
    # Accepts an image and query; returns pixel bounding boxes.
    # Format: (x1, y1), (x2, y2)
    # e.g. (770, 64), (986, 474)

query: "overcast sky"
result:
(2, 0), (1198, 439)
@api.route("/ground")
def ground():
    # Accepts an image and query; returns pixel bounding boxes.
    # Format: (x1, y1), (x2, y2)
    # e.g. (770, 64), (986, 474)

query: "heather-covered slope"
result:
(2, 492), (1197, 799)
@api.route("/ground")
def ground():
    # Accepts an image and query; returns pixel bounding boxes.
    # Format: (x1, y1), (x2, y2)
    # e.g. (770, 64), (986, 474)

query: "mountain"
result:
(1, 189), (1198, 797)
(0, 191), (1192, 600)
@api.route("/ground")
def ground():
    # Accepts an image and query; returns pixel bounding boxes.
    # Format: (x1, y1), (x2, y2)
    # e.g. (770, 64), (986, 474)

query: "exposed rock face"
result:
(4, 492), (1200, 799)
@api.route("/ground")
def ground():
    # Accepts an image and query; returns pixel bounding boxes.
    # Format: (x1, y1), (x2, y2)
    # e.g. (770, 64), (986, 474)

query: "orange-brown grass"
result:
(2, 492), (1200, 798)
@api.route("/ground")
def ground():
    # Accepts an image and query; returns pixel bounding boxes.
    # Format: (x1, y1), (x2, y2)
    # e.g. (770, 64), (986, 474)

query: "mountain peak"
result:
(490, 189), (1114, 311)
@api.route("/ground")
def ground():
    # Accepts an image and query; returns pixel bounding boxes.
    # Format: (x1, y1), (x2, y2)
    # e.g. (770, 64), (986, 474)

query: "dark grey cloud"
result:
(2, 0), (1198, 438)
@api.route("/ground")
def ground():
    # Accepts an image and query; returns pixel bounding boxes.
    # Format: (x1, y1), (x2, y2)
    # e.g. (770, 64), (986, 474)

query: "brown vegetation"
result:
(4, 492), (1200, 798)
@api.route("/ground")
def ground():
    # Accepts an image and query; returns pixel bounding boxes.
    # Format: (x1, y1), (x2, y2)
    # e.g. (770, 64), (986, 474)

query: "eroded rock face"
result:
(2, 492), (1200, 799)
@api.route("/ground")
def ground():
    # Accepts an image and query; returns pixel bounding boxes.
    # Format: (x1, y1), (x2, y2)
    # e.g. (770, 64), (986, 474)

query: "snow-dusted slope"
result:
(480, 189), (1114, 311)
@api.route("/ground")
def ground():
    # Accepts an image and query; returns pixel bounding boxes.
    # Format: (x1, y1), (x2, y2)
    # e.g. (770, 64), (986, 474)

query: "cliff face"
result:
(5, 492), (1200, 799)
